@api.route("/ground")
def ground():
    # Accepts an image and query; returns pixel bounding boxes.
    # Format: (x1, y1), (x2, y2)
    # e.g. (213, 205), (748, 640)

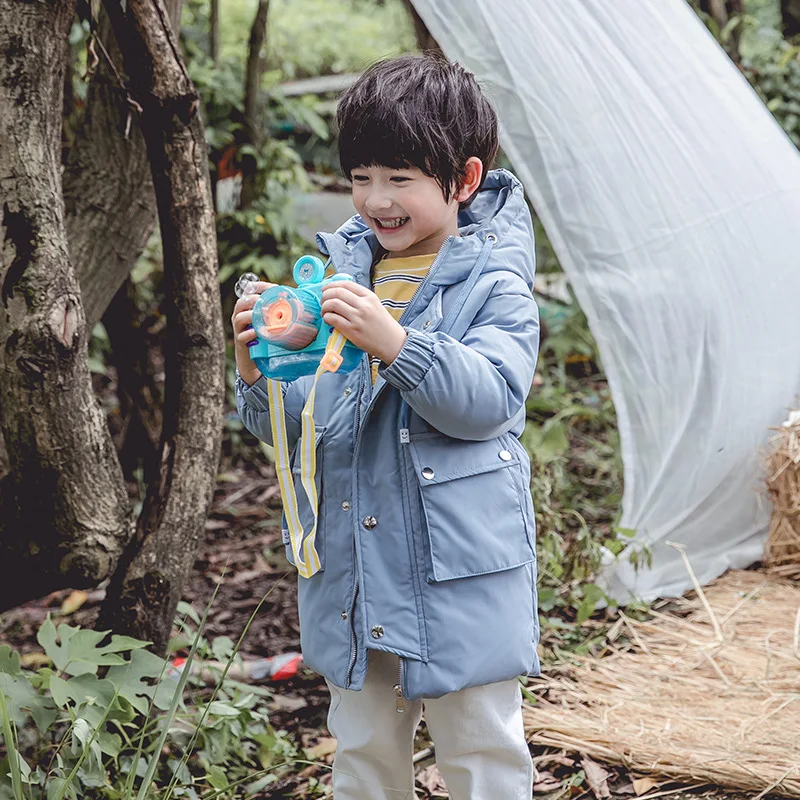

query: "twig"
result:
(751, 764), (798, 800)
(413, 746), (434, 764)
(793, 607), (800, 661)
(666, 542), (724, 643)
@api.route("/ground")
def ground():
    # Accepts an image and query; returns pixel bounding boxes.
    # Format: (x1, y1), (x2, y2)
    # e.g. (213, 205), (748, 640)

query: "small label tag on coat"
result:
(282, 528), (291, 545)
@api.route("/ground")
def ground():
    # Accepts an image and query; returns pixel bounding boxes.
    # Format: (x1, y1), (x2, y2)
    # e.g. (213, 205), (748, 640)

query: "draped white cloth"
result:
(410, 0), (800, 600)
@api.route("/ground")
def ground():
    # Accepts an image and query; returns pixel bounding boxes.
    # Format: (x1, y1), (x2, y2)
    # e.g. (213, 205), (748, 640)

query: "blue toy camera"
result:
(242, 256), (363, 381)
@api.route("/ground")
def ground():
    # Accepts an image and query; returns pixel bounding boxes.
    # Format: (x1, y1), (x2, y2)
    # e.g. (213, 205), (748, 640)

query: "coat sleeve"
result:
(235, 373), (305, 451)
(379, 275), (539, 441)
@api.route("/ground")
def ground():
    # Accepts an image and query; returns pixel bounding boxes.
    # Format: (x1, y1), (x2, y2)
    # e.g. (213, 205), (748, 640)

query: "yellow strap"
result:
(268, 330), (349, 579)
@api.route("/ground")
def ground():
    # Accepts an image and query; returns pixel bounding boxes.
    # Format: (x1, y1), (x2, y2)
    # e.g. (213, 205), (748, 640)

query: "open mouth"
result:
(374, 216), (410, 232)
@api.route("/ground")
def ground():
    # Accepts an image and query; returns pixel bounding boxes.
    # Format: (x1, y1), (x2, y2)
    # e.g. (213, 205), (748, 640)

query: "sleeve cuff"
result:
(235, 372), (272, 412)
(379, 327), (435, 391)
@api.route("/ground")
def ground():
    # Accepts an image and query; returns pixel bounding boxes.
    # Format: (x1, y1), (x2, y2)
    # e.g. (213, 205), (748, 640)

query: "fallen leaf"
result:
(60, 590), (88, 615)
(534, 770), (563, 793)
(632, 776), (660, 796)
(416, 764), (448, 796)
(306, 737), (337, 760)
(20, 652), (51, 668)
(581, 756), (611, 799)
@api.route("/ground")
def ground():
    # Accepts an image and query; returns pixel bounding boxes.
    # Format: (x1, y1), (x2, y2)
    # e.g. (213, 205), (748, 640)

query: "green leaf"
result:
(37, 619), (150, 677)
(0, 671), (57, 732)
(0, 647), (20, 677)
(206, 765), (228, 790)
(207, 701), (240, 718)
(106, 648), (170, 714)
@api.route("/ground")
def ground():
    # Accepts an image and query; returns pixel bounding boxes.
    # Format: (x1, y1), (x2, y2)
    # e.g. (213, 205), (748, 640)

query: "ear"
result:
(455, 157), (484, 203)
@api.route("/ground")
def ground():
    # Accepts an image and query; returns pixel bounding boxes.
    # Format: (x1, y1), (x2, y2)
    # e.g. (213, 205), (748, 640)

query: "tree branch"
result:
(64, 1), (183, 330)
(98, 0), (225, 654)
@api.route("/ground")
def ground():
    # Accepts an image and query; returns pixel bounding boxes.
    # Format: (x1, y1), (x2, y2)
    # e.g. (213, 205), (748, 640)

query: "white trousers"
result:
(325, 650), (533, 800)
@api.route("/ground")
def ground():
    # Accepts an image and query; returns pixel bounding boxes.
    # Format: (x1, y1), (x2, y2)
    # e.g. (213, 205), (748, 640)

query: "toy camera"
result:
(239, 256), (363, 381)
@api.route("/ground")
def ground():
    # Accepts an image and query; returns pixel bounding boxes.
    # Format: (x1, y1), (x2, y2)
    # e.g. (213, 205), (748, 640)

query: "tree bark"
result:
(97, 0), (225, 654)
(240, 0), (270, 208)
(783, 0), (800, 38)
(401, 0), (443, 56)
(244, 0), (270, 149)
(63, 0), (183, 331)
(0, 0), (133, 609)
(210, 0), (220, 64)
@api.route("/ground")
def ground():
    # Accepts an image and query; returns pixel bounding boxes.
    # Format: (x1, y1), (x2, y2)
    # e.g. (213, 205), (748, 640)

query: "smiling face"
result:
(350, 165), (462, 259)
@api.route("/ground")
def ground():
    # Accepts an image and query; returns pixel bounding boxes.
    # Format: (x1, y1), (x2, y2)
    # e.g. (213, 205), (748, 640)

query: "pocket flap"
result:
(405, 434), (532, 582)
(407, 434), (519, 486)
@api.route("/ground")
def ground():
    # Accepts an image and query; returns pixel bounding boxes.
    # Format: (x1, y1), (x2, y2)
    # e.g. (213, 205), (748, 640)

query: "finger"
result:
(321, 297), (361, 321)
(322, 311), (353, 333)
(322, 282), (371, 300)
(236, 326), (258, 345)
(232, 309), (254, 332)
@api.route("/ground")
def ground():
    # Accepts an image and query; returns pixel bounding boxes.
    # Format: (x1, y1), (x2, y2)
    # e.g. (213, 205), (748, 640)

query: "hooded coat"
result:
(236, 169), (541, 699)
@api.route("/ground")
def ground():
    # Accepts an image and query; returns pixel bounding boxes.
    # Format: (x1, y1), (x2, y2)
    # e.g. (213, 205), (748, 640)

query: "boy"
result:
(232, 54), (540, 800)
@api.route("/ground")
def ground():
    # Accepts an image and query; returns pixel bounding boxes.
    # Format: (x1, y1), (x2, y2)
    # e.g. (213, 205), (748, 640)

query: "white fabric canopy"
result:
(411, 0), (800, 600)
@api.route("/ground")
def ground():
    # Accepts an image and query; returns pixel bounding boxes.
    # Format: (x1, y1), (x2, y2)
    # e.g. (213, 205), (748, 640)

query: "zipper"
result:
(344, 236), (453, 690)
(345, 357), (369, 688)
(393, 657), (406, 713)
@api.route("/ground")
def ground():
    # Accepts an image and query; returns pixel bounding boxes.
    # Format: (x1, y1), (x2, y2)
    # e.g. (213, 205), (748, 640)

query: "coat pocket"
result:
(283, 426), (326, 571)
(406, 433), (533, 582)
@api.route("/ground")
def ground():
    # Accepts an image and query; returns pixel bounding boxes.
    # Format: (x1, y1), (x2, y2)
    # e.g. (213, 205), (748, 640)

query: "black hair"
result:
(336, 53), (499, 209)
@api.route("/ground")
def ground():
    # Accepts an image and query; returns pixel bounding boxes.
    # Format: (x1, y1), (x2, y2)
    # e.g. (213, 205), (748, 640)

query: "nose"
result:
(364, 189), (392, 215)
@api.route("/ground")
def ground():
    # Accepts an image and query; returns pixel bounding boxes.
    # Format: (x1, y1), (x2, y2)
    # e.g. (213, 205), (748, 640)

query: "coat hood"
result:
(315, 168), (536, 290)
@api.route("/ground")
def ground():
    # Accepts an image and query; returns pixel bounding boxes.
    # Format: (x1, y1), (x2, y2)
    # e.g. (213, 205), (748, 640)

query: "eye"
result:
(390, 176), (411, 184)
(351, 174), (369, 183)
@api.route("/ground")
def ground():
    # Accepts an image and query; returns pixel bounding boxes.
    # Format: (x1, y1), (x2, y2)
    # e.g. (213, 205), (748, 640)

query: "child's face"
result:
(350, 165), (462, 259)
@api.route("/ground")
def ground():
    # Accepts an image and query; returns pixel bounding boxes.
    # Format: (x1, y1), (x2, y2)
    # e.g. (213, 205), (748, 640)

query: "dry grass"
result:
(524, 570), (800, 797)
(765, 411), (800, 580)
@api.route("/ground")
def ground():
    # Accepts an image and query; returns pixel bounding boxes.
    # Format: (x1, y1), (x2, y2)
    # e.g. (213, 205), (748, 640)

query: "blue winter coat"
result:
(236, 169), (541, 700)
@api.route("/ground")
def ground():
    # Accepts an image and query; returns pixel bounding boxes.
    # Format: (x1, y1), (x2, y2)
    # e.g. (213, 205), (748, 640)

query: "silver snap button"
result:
(371, 625), (385, 639)
(423, 320), (431, 329)
(341, 611), (348, 620)
(499, 449), (513, 462)
(421, 467), (435, 480)
(343, 387), (352, 397)
(362, 516), (378, 530)
(341, 500), (351, 511)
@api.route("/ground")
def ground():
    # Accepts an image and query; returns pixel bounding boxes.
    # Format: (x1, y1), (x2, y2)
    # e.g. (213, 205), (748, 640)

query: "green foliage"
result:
(181, 0), (414, 79)
(691, 0), (800, 146)
(524, 299), (651, 654)
(0, 607), (298, 799)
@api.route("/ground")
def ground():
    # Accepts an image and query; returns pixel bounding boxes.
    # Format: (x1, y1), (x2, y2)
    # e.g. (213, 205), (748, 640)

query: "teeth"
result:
(377, 217), (409, 229)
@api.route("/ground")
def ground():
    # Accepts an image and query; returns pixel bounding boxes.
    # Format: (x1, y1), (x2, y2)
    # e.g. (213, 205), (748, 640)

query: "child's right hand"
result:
(232, 281), (274, 386)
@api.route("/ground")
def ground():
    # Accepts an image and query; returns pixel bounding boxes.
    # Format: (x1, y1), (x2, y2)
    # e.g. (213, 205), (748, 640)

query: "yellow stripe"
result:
(266, 327), (351, 579)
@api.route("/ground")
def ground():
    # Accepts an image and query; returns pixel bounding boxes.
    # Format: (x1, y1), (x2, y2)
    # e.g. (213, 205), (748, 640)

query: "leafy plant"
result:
(0, 584), (299, 799)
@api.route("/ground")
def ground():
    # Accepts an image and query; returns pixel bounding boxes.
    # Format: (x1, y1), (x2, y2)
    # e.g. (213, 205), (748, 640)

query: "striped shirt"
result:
(371, 253), (437, 382)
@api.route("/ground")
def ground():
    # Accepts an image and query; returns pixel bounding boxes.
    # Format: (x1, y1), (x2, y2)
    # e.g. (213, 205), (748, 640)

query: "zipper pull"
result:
(393, 683), (406, 713)
(399, 428), (410, 444)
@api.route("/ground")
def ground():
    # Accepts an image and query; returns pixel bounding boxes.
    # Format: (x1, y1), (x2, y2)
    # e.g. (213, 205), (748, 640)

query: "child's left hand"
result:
(321, 282), (407, 366)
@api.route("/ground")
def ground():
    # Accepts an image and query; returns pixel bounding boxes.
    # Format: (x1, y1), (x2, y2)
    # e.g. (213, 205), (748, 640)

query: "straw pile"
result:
(524, 570), (800, 796)
(765, 410), (800, 579)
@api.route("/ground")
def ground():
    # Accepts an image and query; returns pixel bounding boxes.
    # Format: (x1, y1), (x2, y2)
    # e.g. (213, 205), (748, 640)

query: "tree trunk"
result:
(97, 0), (225, 654)
(64, 0), (183, 331)
(210, 0), (220, 63)
(0, 0), (133, 609)
(240, 0), (270, 208)
(700, 0), (743, 61)
(401, 0), (443, 55)
(783, 0), (800, 38)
